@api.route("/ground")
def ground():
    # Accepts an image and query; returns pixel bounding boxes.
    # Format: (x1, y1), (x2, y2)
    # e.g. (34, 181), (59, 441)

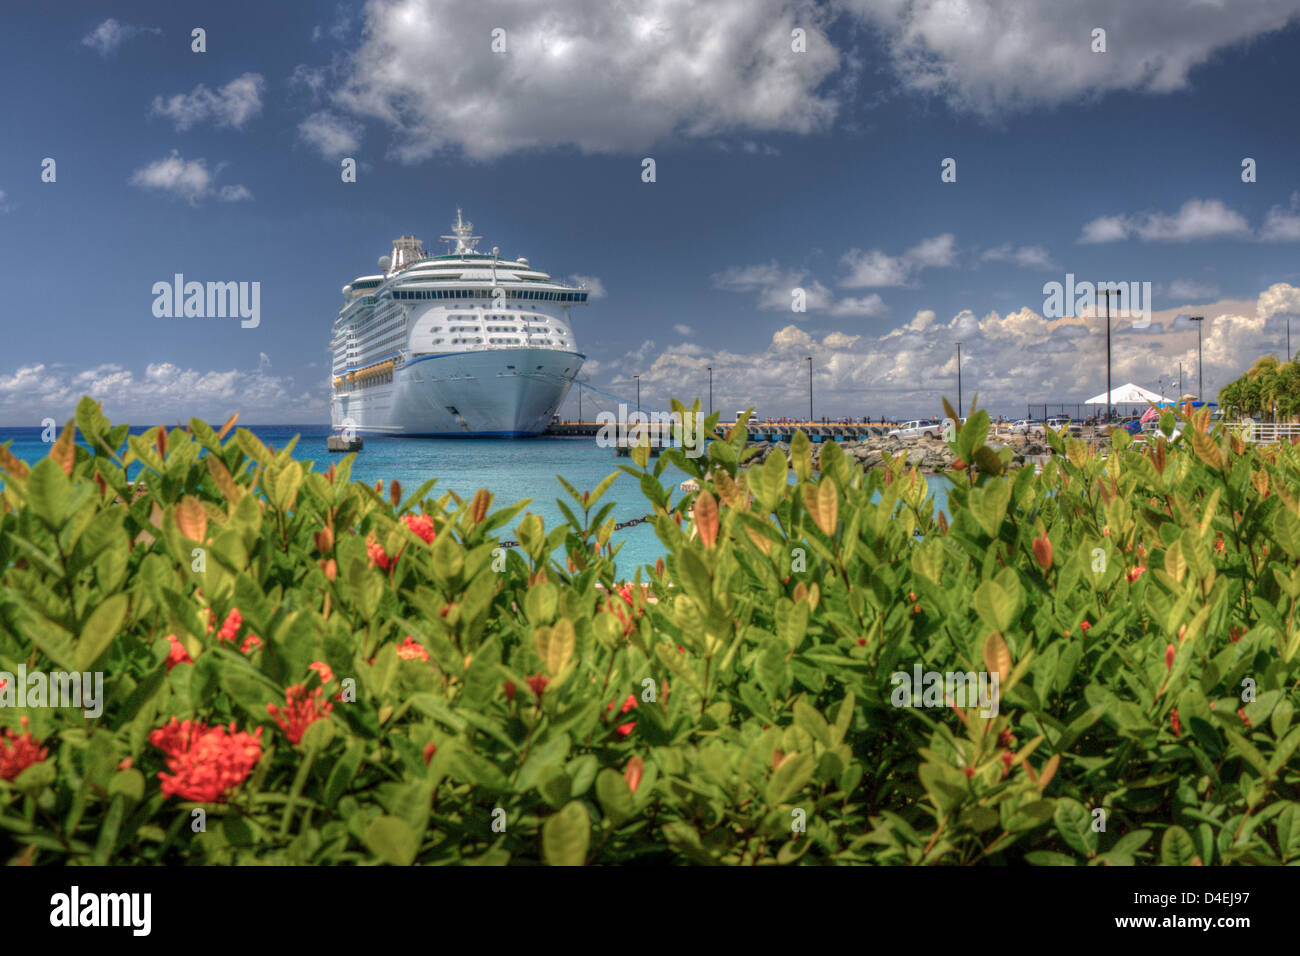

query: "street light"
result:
(707, 366), (713, 418)
(805, 356), (813, 422)
(1189, 316), (1204, 400)
(634, 375), (641, 413)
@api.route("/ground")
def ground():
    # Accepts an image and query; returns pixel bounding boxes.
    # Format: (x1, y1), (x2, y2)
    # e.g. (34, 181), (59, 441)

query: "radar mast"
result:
(440, 209), (482, 255)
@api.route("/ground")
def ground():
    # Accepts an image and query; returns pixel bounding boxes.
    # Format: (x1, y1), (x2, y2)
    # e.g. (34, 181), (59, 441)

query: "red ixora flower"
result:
(164, 634), (193, 671)
(606, 693), (638, 737)
(503, 679), (517, 702)
(1237, 708), (1252, 728)
(214, 609), (242, 643)
(149, 718), (263, 802)
(1170, 708), (1182, 738)
(401, 513), (436, 544)
(396, 636), (430, 661)
(1126, 565), (1147, 582)
(1228, 626), (1244, 643)
(367, 538), (400, 571)
(423, 742), (438, 764)
(1079, 621), (1091, 633)
(605, 585), (644, 636)
(240, 634), (261, 654)
(309, 661), (334, 684)
(0, 717), (50, 781)
(267, 685), (333, 745)
(525, 674), (549, 699)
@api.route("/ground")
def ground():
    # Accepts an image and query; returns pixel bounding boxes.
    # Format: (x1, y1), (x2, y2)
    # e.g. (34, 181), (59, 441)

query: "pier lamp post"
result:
(805, 356), (813, 423)
(1189, 316), (1204, 400)
(634, 375), (641, 413)
(578, 383), (582, 424)
(707, 366), (713, 417)
(1101, 289), (1118, 422)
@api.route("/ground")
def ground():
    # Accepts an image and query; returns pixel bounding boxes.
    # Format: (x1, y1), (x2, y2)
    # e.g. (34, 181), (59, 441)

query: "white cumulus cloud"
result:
(128, 151), (252, 205)
(150, 74), (264, 130)
(1080, 199), (1252, 243)
(330, 0), (841, 160)
(81, 18), (160, 57)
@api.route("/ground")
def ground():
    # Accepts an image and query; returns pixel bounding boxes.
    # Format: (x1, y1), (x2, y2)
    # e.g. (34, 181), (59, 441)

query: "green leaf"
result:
(968, 479), (1011, 537)
(595, 769), (636, 825)
(972, 579), (1016, 633)
(542, 801), (590, 866)
(1053, 798), (1098, 857)
(75, 593), (129, 671)
(25, 458), (73, 528)
(1160, 826), (1200, 866)
(363, 816), (419, 866)
(765, 753), (814, 805)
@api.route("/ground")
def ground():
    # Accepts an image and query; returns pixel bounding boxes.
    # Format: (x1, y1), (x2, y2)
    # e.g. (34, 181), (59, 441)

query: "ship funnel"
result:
(389, 235), (425, 273)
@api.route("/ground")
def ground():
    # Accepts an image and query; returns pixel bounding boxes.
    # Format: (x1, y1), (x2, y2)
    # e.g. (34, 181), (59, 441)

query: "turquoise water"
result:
(1, 426), (949, 574)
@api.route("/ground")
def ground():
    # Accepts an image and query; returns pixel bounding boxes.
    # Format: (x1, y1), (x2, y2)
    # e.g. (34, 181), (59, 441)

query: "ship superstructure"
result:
(329, 211), (588, 436)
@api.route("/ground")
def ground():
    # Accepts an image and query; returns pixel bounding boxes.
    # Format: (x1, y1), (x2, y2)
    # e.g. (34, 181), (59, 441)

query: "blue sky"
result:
(3, 0), (1300, 424)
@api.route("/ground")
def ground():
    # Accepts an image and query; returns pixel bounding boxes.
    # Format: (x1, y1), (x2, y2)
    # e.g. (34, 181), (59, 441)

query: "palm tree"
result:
(1246, 355), (1282, 421)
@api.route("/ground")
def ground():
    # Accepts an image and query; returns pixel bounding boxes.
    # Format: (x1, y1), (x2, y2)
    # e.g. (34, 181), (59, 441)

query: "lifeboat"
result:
(356, 359), (395, 381)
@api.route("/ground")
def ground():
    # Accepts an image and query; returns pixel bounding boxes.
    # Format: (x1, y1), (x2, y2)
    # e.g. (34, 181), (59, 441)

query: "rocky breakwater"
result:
(744, 432), (1053, 475)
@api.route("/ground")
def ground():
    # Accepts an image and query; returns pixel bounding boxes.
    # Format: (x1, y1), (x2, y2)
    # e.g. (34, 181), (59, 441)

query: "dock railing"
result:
(1227, 421), (1300, 444)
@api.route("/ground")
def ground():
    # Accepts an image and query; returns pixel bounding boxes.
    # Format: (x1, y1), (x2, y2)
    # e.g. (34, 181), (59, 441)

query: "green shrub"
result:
(0, 396), (1297, 865)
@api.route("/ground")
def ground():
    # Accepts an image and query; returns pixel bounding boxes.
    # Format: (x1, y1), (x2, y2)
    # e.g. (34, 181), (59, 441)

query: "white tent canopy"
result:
(1084, 383), (1165, 405)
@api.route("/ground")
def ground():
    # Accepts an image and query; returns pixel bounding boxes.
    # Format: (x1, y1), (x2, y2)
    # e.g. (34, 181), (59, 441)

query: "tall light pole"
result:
(1189, 316), (1204, 400)
(578, 383), (582, 423)
(805, 356), (813, 422)
(634, 375), (641, 413)
(955, 341), (963, 414)
(707, 366), (713, 418)
(1102, 289), (1118, 422)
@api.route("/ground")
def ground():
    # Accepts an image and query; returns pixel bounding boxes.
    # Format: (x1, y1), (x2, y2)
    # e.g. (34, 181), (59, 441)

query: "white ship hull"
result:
(330, 347), (581, 436)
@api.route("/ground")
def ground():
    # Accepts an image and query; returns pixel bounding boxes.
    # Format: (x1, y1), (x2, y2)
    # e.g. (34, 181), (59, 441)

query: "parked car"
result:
(1010, 419), (1046, 436)
(1046, 416), (1083, 435)
(887, 419), (943, 439)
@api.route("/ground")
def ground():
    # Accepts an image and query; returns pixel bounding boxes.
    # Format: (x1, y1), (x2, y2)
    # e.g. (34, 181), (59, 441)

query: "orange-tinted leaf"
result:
(624, 755), (644, 794)
(1032, 534), (1053, 571)
(0, 442), (30, 481)
(983, 632), (1011, 685)
(206, 456), (242, 502)
(472, 488), (491, 524)
(217, 412), (239, 439)
(694, 490), (719, 548)
(175, 495), (207, 542)
(804, 480), (838, 537)
(49, 422), (76, 476)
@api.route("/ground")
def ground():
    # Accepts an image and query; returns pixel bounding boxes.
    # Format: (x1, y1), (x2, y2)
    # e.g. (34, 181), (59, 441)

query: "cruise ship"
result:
(329, 211), (588, 436)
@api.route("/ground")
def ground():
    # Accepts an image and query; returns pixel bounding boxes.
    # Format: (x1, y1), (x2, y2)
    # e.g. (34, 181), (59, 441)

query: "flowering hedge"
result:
(0, 396), (1298, 865)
